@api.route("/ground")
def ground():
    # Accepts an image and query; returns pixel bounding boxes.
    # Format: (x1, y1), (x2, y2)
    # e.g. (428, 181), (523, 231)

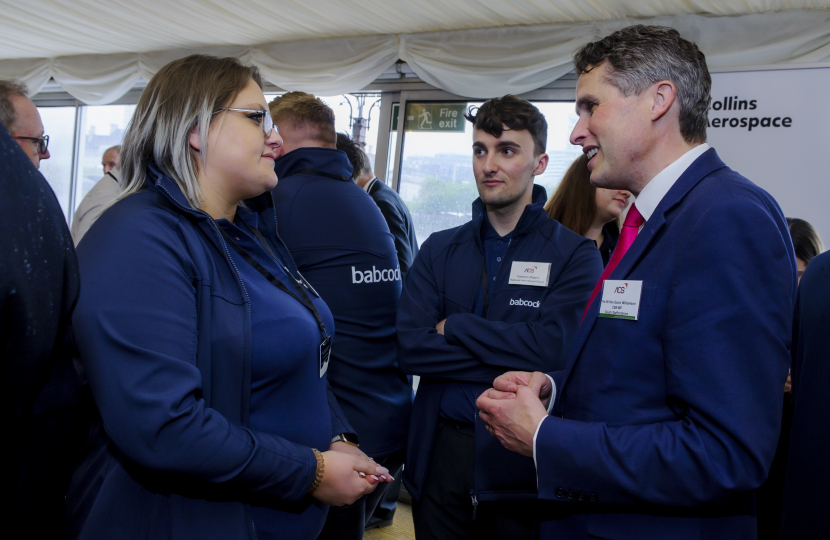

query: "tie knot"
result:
(622, 203), (644, 229)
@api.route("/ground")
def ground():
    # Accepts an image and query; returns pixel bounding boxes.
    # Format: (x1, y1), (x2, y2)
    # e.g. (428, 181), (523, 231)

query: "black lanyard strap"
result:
(218, 226), (328, 341)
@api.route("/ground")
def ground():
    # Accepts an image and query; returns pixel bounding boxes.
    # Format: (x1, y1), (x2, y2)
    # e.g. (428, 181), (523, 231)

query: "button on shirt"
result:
(532, 143), (710, 469)
(438, 214), (514, 424)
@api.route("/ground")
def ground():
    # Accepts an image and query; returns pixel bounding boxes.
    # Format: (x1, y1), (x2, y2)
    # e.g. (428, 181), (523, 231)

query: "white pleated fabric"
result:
(0, 4), (829, 104)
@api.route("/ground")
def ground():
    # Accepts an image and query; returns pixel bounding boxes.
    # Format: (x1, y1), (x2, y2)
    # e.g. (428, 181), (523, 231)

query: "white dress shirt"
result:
(531, 143), (710, 471)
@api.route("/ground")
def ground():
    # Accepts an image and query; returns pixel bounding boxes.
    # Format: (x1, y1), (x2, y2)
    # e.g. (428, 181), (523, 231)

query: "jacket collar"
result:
(554, 148), (728, 407)
(273, 147), (354, 182)
(472, 184), (549, 247)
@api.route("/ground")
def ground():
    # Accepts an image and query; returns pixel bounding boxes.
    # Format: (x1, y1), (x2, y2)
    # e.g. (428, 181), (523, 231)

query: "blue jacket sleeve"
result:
(397, 236), (504, 384)
(374, 196), (415, 276)
(327, 380), (356, 439)
(536, 199), (794, 506)
(443, 241), (601, 372)
(73, 209), (316, 503)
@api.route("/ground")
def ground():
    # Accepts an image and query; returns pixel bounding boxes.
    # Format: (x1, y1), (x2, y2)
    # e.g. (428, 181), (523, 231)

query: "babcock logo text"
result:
(510, 298), (540, 308)
(351, 265), (402, 284)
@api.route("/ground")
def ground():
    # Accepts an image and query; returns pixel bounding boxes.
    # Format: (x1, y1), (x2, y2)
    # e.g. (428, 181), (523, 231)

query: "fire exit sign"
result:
(404, 103), (468, 132)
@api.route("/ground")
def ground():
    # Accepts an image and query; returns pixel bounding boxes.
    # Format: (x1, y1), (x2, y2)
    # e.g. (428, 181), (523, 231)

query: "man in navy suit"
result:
(477, 25), (796, 539)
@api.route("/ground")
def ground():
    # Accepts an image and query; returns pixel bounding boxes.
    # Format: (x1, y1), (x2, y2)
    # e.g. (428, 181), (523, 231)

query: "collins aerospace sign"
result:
(706, 67), (830, 245)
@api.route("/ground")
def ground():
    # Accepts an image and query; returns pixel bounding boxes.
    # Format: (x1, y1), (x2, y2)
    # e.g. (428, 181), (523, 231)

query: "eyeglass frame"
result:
(215, 108), (278, 137)
(12, 134), (49, 154)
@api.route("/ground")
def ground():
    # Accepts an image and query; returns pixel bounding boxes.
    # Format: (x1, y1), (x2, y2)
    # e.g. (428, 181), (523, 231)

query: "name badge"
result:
(598, 280), (642, 320)
(508, 261), (551, 287)
(319, 336), (332, 378)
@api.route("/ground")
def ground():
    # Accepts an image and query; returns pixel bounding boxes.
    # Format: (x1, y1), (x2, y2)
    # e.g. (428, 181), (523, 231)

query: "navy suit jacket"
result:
(779, 250), (830, 539)
(536, 149), (796, 539)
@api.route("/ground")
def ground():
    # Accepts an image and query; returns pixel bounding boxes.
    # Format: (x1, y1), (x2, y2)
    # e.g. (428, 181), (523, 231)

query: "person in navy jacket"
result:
(478, 26), (795, 540)
(269, 92), (412, 539)
(397, 95), (602, 539)
(337, 132), (420, 278)
(66, 55), (387, 540)
(779, 249), (830, 539)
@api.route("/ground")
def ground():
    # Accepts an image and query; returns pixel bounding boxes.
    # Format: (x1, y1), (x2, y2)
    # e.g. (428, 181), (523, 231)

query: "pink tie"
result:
(582, 204), (645, 322)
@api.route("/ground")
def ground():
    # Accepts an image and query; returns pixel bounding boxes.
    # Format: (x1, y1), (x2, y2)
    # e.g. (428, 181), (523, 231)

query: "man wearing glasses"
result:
(0, 80), (50, 169)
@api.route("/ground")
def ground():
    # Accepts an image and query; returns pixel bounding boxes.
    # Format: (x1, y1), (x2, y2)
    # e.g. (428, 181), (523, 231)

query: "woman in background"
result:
(787, 217), (824, 284)
(544, 154), (631, 266)
(67, 55), (387, 540)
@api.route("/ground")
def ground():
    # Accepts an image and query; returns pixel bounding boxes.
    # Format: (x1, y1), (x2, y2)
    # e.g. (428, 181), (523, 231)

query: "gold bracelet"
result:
(308, 449), (325, 494)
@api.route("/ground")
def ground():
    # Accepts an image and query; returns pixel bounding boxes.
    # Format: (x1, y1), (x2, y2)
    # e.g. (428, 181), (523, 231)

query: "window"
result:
(396, 101), (582, 245)
(73, 105), (135, 210)
(37, 106), (77, 219)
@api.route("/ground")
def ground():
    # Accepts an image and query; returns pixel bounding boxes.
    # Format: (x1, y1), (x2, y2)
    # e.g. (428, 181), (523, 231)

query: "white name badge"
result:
(508, 261), (551, 287)
(598, 280), (643, 320)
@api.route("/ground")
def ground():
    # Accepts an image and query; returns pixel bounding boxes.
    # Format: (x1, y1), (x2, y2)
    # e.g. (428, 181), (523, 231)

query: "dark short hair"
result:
(787, 217), (823, 264)
(335, 132), (370, 180)
(0, 79), (28, 130)
(573, 25), (711, 144)
(464, 95), (547, 155)
(269, 91), (336, 147)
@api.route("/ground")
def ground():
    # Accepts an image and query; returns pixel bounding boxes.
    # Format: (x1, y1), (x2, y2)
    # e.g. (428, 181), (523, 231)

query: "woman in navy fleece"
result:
(66, 55), (388, 540)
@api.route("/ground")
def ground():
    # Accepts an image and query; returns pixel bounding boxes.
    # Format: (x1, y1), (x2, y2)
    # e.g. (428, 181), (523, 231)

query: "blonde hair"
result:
(117, 55), (263, 209)
(268, 91), (336, 147)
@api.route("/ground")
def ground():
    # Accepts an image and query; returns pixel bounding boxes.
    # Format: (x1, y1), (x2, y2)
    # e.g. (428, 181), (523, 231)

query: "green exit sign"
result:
(405, 103), (468, 132)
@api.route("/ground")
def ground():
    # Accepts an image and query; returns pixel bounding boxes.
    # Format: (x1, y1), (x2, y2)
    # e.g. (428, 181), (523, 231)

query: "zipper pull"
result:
(471, 490), (478, 520)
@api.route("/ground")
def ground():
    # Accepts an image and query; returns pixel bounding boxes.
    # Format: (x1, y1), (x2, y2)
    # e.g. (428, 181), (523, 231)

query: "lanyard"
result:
(218, 225), (328, 342)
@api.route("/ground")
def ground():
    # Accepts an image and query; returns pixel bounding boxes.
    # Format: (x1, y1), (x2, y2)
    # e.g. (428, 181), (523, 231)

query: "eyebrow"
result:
(575, 95), (598, 112)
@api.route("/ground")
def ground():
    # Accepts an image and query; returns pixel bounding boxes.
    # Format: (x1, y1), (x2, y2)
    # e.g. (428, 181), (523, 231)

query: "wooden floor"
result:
(364, 502), (415, 540)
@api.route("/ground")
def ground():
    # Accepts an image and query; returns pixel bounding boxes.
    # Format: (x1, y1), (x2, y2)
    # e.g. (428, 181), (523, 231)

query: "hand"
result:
(784, 370), (792, 393)
(493, 371), (553, 409)
(477, 385), (548, 457)
(435, 318), (447, 335)
(329, 442), (394, 483)
(330, 441), (366, 460)
(311, 451), (390, 506)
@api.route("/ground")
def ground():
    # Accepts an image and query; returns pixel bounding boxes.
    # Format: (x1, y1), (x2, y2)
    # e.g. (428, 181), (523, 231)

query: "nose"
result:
(103, 164), (112, 174)
(569, 115), (587, 147)
(482, 152), (497, 175)
(266, 129), (283, 151)
(41, 148), (51, 161)
(619, 190), (631, 200)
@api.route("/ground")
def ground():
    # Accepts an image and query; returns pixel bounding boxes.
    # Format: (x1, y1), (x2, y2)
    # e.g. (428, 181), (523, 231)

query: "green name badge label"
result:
(598, 280), (642, 320)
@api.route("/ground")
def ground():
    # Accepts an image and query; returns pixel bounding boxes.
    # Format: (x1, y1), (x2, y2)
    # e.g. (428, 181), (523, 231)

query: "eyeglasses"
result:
(13, 134), (49, 154)
(216, 108), (277, 137)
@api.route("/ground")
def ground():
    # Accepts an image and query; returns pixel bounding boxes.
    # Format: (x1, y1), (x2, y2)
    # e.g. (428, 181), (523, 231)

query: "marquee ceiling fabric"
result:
(1, 1), (829, 103)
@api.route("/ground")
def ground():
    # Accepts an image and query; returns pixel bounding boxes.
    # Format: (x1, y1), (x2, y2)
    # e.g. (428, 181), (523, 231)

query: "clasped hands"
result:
(476, 371), (553, 457)
(311, 442), (393, 507)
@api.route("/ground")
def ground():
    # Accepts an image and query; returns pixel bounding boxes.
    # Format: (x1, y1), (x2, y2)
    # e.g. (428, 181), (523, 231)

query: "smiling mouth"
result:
(586, 148), (598, 159)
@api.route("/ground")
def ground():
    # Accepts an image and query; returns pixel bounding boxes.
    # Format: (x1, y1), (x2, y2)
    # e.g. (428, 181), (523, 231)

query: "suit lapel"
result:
(553, 149), (728, 404)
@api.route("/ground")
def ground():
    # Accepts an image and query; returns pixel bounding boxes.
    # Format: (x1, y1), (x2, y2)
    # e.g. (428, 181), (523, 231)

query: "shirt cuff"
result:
(533, 375), (557, 472)
(546, 374), (556, 414)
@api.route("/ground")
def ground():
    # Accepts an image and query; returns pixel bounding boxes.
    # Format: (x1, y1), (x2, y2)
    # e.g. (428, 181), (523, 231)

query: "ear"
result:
(532, 153), (549, 177)
(189, 125), (202, 152)
(651, 81), (677, 122)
